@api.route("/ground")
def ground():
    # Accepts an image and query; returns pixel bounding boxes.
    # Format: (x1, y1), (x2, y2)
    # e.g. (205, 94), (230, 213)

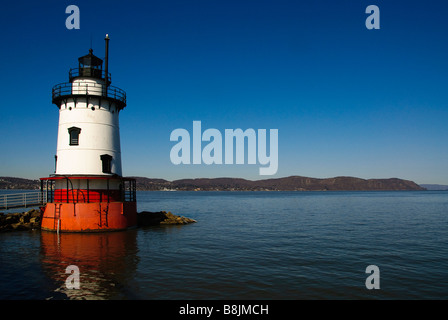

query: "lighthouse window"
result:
(68, 127), (81, 146)
(100, 154), (113, 174)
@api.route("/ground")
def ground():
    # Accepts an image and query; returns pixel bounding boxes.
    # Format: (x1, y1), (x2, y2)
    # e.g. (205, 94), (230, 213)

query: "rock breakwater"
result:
(0, 209), (42, 232)
(0, 209), (196, 232)
(137, 211), (197, 226)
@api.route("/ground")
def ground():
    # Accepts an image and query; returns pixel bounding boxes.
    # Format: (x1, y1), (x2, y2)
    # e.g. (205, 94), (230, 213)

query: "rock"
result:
(137, 211), (167, 226)
(138, 211), (196, 227)
(11, 222), (30, 231)
(159, 211), (197, 225)
(29, 209), (41, 218)
(5, 213), (20, 224)
(19, 213), (30, 224)
(0, 209), (42, 232)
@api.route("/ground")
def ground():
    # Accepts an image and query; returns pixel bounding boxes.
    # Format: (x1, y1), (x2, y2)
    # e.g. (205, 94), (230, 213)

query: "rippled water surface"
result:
(0, 191), (447, 299)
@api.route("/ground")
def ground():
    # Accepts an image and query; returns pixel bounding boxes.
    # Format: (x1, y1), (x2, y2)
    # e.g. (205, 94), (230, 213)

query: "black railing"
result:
(52, 81), (127, 108)
(123, 179), (137, 202)
(40, 177), (136, 204)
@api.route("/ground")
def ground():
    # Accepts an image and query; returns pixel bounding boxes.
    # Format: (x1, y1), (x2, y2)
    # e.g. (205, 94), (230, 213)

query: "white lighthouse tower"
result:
(40, 35), (137, 232)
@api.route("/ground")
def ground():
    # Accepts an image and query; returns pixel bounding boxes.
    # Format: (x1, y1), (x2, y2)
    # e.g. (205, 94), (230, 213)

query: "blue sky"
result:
(0, 0), (447, 184)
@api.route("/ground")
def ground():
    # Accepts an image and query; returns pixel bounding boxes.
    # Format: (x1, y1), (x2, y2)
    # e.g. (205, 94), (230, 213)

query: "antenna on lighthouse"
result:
(105, 34), (110, 93)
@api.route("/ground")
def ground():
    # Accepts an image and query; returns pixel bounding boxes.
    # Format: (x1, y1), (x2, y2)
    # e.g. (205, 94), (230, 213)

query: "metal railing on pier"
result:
(0, 191), (46, 210)
(0, 177), (137, 210)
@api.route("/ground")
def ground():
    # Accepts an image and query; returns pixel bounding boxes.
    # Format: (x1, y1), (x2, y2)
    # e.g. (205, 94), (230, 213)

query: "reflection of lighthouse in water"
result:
(40, 35), (137, 232)
(40, 231), (140, 299)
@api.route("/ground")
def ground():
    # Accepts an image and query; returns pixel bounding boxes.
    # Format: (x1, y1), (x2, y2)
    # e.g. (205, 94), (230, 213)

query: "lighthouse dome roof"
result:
(78, 49), (103, 68)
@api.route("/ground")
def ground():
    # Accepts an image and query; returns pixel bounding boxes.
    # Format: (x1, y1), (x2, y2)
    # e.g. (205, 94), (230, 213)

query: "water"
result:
(0, 191), (447, 300)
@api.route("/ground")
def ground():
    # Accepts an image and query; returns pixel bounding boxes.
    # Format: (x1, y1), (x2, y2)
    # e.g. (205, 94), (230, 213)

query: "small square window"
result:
(100, 154), (113, 174)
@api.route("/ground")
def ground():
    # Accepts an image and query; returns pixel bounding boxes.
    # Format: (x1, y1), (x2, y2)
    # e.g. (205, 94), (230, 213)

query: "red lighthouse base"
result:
(40, 176), (137, 232)
(41, 201), (137, 232)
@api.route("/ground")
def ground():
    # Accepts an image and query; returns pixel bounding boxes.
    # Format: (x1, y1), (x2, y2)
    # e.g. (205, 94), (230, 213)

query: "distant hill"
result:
(0, 175), (426, 191)
(132, 176), (425, 191)
(0, 177), (40, 190)
(419, 184), (448, 191)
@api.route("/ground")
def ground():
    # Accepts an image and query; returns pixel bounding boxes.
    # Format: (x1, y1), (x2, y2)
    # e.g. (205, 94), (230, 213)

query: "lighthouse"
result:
(40, 35), (137, 232)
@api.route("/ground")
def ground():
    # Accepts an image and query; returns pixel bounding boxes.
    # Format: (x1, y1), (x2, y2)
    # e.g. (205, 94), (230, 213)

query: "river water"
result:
(0, 190), (447, 300)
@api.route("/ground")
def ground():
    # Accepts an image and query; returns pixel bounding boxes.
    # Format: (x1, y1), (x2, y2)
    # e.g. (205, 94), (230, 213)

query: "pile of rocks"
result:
(0, 209), (41, 232)
(0, 209), (196, 232)
(137, 211), (197, 226)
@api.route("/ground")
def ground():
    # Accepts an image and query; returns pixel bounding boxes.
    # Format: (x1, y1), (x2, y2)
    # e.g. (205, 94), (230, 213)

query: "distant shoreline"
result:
(0, 175), (430, 191)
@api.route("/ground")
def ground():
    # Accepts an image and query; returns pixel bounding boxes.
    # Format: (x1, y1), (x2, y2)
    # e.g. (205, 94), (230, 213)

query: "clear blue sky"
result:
(0, 0), (447, 184)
